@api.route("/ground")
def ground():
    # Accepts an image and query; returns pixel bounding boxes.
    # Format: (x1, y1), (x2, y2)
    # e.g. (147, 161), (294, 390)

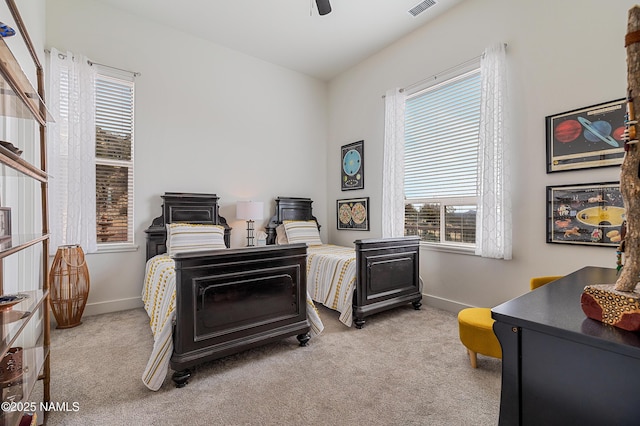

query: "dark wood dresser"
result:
(492, 266), (640, 426)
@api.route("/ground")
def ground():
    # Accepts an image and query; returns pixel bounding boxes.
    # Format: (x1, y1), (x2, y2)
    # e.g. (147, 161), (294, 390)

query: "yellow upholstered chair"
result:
(458, 275), (564, 368)
(529, 275), (563, 291)
(457, 307), (501, 368)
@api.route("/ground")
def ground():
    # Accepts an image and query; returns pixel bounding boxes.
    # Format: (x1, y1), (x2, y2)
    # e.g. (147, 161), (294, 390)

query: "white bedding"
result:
(141, 254), (324, 391)
(306, 244), (358, 327)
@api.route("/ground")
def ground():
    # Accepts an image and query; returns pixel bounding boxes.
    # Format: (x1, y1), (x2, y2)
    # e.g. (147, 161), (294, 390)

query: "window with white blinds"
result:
(95, 72), (134, 245)
(404, 67), (481, 246)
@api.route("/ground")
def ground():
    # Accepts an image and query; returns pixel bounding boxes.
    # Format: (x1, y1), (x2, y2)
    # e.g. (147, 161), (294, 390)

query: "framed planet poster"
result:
(341, 140), (364, 190)
(337, 197), (369, 230)
(546, 98), (625, 172)
(546, 182), (624, 247)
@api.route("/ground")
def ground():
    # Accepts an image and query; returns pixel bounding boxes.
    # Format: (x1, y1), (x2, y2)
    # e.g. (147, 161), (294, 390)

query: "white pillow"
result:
(283, 220), (322, 246)
(276, 224), (289, 245)
(166, 223), (226, 256)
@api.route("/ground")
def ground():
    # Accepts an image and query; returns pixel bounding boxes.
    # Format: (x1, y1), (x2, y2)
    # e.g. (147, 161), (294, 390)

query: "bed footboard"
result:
(353, 236), (422, 328)
(170, 244), (310, 386)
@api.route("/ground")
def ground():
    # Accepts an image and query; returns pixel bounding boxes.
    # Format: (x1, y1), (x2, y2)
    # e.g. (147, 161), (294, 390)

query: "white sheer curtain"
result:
(47, 48), (98, 253)
(475, 43), (512, 259)
(382, 88), (406, 238)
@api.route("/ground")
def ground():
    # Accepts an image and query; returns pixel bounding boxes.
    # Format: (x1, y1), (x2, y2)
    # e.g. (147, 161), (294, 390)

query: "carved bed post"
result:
(616, 5), (640, 293)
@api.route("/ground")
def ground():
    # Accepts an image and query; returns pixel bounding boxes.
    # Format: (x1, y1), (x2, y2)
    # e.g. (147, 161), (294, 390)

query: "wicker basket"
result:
(49, 245), (90, 329)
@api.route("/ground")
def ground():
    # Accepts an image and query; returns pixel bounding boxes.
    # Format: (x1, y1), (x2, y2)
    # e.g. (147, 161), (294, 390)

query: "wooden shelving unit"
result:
(0, 1), (52, 425)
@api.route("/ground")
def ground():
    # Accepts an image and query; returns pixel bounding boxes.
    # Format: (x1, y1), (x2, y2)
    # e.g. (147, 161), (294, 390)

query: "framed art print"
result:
(546, 98), (625, 172)
(0, 207), (11, 240)
(341, 140), (364, 190)
(546, 182), (624, 247)
(337, 197), (369, 230)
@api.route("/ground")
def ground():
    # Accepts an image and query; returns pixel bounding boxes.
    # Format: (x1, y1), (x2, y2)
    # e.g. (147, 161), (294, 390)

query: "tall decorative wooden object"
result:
(49, 245), (90, 329)
(581, 5), (640, 331)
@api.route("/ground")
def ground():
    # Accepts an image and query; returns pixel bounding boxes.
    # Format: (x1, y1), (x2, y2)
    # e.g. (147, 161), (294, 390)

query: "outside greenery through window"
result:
(403, 67), (481, 246)
(95, 73), (134, 245)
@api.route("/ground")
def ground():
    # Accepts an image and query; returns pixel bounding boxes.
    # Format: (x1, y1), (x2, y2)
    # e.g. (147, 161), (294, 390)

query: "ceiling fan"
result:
(315, 0), (332, 15)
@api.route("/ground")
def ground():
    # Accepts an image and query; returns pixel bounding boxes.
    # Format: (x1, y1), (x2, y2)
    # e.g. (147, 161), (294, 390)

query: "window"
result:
(404, 67), (481, 246)
(48, 50), (136, 252)
(95, 70), (135, 246)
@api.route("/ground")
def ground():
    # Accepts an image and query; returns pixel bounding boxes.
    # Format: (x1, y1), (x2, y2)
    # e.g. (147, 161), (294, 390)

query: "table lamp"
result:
(236, 201), (264, 246)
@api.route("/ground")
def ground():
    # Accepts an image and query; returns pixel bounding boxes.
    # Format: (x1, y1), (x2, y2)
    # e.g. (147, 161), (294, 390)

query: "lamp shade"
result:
(236, 201), (264, 220)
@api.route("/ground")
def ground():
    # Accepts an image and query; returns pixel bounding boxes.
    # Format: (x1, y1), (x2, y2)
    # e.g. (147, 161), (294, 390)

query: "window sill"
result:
(48, 243), (139, 256)
(95, 243), (139, 254)
(419, 242), (477, 256)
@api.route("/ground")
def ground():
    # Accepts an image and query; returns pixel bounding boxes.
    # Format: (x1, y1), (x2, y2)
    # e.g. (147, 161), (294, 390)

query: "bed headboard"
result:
(265, 197), (320, 245)
(144, 192), (231, 260)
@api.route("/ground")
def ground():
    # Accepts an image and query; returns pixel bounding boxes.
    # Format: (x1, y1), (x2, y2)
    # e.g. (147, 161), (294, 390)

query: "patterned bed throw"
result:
(141, 254), (176, 391)
(307, 244), (358, 327)
(141, 254), (324, 391)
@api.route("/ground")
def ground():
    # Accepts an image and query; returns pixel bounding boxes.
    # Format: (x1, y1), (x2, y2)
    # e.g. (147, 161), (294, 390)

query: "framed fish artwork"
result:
(546, 99), (625, 172)
(546, 182), (623, 247)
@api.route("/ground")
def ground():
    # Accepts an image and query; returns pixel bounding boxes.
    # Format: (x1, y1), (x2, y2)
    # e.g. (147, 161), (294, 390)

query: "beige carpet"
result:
(46, 304), (501, 425)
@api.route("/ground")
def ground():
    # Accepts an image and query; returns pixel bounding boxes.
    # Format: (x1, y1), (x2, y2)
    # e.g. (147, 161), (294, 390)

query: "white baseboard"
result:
(83, 297), (143, 317)
(49, 297), (143, 328)
(422, 293), (472, 313)
(51, 294), (467, 323)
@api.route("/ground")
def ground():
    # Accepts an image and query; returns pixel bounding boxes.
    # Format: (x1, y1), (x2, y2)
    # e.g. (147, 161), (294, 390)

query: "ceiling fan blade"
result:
(316, 0), (332, 15)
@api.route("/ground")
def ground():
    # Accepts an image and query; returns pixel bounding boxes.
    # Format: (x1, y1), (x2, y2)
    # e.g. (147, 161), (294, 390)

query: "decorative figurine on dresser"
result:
(581, 5), (640, 331)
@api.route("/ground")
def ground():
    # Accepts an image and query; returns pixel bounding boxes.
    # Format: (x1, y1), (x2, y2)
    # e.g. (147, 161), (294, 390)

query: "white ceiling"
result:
(92, 0), (464, 81)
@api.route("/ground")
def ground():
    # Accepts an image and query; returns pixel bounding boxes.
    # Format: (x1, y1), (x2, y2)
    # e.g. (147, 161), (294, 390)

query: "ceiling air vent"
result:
(408, 0), (437, 17)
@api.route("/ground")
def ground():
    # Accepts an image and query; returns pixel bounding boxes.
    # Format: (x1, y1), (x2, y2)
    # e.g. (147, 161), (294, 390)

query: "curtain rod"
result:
(401, 55), (481, 94)
(45, 50), (141, 77)
(384, 43), (507, 97)
(87, 60), (141, 77)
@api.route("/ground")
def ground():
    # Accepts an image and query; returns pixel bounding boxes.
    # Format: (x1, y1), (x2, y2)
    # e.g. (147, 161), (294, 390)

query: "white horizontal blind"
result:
(404, 69), (481, 200)
(405, 203), (440, 242)
(95, 73), (134, 244)
(444, 205), (476, 243)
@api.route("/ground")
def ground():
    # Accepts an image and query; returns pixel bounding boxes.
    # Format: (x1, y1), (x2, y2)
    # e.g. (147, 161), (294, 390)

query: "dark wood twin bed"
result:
(265, 196), (422, 328)
(144, 192), (422, 388)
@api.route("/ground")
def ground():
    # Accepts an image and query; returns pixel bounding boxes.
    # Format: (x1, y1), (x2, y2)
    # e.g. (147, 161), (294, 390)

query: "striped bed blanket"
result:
(141, 254), (324, 391)
(306, 244), (358, 327)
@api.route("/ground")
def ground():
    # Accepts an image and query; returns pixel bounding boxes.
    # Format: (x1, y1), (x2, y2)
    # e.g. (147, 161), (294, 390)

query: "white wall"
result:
(46, 0), (328, 315)
(327, 0), (637, 310)
(0, 0), (46, 87)
(44, 0), (640, 316)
